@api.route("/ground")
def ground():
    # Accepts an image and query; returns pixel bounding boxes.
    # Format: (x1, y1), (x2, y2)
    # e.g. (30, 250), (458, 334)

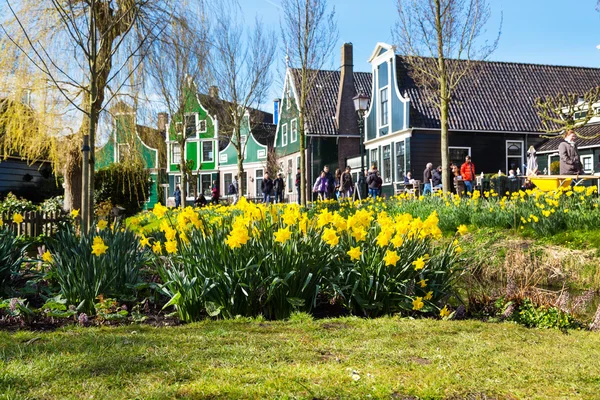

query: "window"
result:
(291, 119), (298, 142)
(370, 148), (378, 168)
(199, 120), (207, 133)
(287, 159), (293, 189)
(171, 143), (181, 164)
(224, 173), (233, 195)
(581, 155), (593, 173)
(449, 147), (471, 169)
(117, 143), (130, 162)
(380, 87), (389, 126)
(219, 153), (228, 163)
(202, 141), (214, 162)
(293, 156), (300, 192)
(255, 169), (263, 196)
(282, 124), (288, 146)
(382, 145), (391, 183)
(396, 141), (405, 182)
(201, 174), (212, 196)
(505, 141), (523, 174)
(257, 149), (266, 158)
(185, 114), (196, 137)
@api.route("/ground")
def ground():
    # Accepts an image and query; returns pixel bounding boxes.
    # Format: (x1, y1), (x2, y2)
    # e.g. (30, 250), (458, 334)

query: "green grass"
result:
(1, 317), (599, 399)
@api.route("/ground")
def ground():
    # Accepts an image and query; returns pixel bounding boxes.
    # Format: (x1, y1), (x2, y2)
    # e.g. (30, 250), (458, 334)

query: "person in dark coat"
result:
(274, 173), (285, 203)
(340, 166), (354, 198)
(432, 165), (443, 189)
(323, 165), (335, 199)
(559, 130), (584, 175)
(366, 164), (382, 199)
(295, 167), (301, 204)
(211, 180), (219, 205)
(422, 163), (434, 195)
(194, 193), (208, 207)
(174, 185), (181, 208)
(261, 172), (274, 204)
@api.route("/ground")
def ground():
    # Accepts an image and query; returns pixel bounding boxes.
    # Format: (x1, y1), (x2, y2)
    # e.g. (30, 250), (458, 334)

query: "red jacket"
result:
(460, 161), (476, 182)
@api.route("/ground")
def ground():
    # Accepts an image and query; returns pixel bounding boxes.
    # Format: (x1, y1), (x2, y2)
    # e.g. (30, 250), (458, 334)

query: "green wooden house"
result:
(96, 107), (163, 209)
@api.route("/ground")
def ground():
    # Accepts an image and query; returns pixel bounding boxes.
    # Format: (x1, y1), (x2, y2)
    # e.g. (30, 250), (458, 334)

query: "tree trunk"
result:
(63, 143), (82, 212)
(440, 97), (450, 193)
(235, 126), (245, 197)
(180, 145), (187, 208)
(435, 0), (450, 194)
(299, 110), (306, 206)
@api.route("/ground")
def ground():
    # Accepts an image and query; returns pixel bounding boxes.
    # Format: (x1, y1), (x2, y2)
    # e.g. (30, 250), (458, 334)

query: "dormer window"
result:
(380, 87), (389, 126)
(185, 114), (196, 137)
(199, 119), (207, 132)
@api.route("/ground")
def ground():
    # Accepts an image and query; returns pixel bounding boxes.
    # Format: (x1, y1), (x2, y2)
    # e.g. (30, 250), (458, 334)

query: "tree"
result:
(145, 8), (209, 208)
(281, 0), (338, 206)
(534, 88), (600, 137)
(210, 1), (277, 187)
(393, 0), (500, 192)
(1, 0), (177, 231)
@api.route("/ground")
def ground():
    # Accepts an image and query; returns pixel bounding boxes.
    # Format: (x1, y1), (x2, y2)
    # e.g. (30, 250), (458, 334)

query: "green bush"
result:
(503, 299), (581, 330)
(550, 161), (560, 175)
(0, 227), (26, 296)
(47, 222), (150, 314)
(94, 163), (150, 217)
(0, 193), (36, 214)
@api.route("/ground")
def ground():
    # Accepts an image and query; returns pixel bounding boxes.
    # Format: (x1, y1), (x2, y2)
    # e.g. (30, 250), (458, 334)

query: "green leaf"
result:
(162, 292), (181, 310)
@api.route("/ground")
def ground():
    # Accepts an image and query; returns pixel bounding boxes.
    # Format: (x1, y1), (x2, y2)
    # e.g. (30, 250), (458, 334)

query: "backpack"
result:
(376, 175), (382, 186)
(228, 182), (236, 195)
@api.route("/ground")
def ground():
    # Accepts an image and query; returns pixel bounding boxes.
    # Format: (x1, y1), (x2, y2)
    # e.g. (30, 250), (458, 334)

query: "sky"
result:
(238, 0), (600, 111)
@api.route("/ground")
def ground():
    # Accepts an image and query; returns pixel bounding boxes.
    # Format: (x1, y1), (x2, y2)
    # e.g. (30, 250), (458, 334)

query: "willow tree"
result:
(393, 0), (500, 193)
(211, 0), (277, 188)
(0, 0), (176, 231)
(281, 0), (338, 206)
(145, 4), (209, 208)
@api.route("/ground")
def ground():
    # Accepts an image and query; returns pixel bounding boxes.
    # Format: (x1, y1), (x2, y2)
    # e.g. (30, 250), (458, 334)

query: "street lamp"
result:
(353, 93), (369, 198)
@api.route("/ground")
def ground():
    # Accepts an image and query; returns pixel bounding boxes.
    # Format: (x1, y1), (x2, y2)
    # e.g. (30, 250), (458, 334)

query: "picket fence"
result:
(1, 211), (68, 237)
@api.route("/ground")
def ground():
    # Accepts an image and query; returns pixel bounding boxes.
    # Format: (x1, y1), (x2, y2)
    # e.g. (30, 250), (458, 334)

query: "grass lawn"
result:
(1, 317), (599, 399)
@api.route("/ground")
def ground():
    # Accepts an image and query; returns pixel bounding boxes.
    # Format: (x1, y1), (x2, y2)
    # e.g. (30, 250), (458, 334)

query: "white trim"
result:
(201, 140), (214, 163)
(199, 119), (207, 133)
(537, 143), (600, 154)
(184, 112), (198, 137)
(291, 118), (298, 142)
(365, 128), (413, 146)
(368, 42), (394, 63)
(505, 140), (524, 174)
(282, 123), (288, 146)
(171, 143), (182, 165)
(581, 154), (594, 173)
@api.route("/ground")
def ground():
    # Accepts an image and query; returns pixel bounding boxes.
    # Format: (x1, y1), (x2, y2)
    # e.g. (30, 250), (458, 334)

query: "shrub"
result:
(550, 161), (560, 175)
(46, 222), (150, 314)
(0, 227), (26, 296)
(0, 193), (36, 214)
(94, 163), (150, 217)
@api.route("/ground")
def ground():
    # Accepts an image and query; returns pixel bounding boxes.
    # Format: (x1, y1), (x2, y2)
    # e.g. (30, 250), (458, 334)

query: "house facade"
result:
(275, 43), (372, 202)
(536, 123), (600, 174)
(363, 43), (600, 196)
(165, 91), (219, 203)
(95, 107), (163, 209)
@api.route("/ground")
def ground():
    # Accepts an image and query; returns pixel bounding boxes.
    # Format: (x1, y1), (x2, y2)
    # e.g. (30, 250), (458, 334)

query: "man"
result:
(366, 164), (382, 199)
(422, 163), (434, 195)
(295, 167), (301, 204)
(340, 166), (354, 198)
(460, 156), (476, 193)
(323, 165), (335, 199)
(174, 185), (181, 208)
(432, 165), (443, 190)
(274, 173), (285, 203)
(559, 130), (584, 175)
(229, 175), (239, 205)
(261, 172), (274, 204)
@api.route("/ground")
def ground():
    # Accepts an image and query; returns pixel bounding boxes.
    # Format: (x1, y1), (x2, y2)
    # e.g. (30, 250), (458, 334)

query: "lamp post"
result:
(353, 93), (369, 198)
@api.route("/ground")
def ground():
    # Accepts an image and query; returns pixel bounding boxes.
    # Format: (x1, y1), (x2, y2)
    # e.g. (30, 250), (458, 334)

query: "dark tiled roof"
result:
(537, 123), (600, 152)
(396, 56), (600, 132)
(291, 69), (372, 135)
(253, 122), (277, 147)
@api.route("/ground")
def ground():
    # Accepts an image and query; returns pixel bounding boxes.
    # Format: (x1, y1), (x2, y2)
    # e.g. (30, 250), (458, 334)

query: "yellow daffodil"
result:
(97, 220), (108, 230)
(347, 246), (361, 261)
(457, 224), (468, 236)
(440, 305), (451, 318)
(139, 235), (150, 247)
(322, 227), (339, 247)
(412, 297), (424, 311)
(424, 291), (433, 300)
(152, 241), (162, 254)
(412, 256), (426, 271)
(42, 250), (52, 263)
(383, 250), (400, 267)
(70, 209), (80, 218)
(152, 203), (167, 219)
(274, 227), (292, 244)
(12, 213), (23, 224)
(165, 240), (177, 254)
(418, 279), (428, 288)
(91, 236), (108, 256)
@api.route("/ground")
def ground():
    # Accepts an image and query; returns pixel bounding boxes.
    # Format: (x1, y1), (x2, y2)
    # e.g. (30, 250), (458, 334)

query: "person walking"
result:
(334, 168), (342, 200)
(228, 175), (239, 205)
(340, 166), (354, 199)
(295, 167), (301, 204)
(460, 155), (476, 193)
(174, 185), (181, 208)
(210, 180), (220, 205)
(423, 163), (434, 195)
(559, 130), (584, 175)
(274, 173), (285, 203)
(313, 171), (328, 200)
(261, 172), (274, 204)
(366, 164), (382, 199)
(323, 165), (335, 199)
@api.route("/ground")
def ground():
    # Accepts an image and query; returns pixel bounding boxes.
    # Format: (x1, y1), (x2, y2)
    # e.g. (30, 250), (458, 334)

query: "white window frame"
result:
(449, 146), (471, 168)
(200, 173), (212, 196)
(581, 155), (593, 173)
(201, 141), (214, 163)
(199, 119), (207, 133)
(117, 143), (130, 162)
(171, 143), (181, 164)
(379, 87), (389, 128)
(505, 140), (524, 175)
(255, 169), (264, 197)
(257, 149), (266, 158)
(219, 153), (228, 163)
(395, 141), (405, 183)
(282, 124), (288, 146)
(291, 119), (298, 142)
(184, 113), (197, 137)
(382, 144), (392, 184)
(370, 148), (379, 168)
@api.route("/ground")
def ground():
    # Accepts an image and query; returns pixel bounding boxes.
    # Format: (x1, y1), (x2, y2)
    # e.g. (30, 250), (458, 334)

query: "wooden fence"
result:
(1, 211), (68, 237)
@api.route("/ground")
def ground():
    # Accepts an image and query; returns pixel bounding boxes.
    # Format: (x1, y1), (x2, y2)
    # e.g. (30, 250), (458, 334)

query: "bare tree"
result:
(145, 9), (209, 208)
(0, 0), (176, 231)
(534, 88), (600, 137)
(210, 1), (277, 187)
(281, 0), (338, 206)
(393, 0), (500, 192)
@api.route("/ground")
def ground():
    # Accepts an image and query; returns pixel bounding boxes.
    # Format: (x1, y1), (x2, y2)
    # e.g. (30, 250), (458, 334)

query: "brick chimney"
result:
(157, 112), (168, 134)
(209, 86), (219, 99)
(335, 43), (358, 135)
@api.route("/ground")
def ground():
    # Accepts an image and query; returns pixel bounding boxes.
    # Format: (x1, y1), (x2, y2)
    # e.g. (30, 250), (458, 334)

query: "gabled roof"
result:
(290, 69), (372, 135)
(253, 122), (277, 147)
(395, 56), (600, 133)
(537, 123), (600, 152)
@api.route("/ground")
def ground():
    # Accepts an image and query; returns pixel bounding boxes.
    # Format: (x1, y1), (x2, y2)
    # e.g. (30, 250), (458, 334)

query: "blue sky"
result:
(238, 0), (600, 109)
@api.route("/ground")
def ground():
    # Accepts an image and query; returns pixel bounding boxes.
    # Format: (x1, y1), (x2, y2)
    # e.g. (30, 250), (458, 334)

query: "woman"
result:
(313, 171), (328, 200)
(211, 180), (219, 205)
(334, 168), (342, 200)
